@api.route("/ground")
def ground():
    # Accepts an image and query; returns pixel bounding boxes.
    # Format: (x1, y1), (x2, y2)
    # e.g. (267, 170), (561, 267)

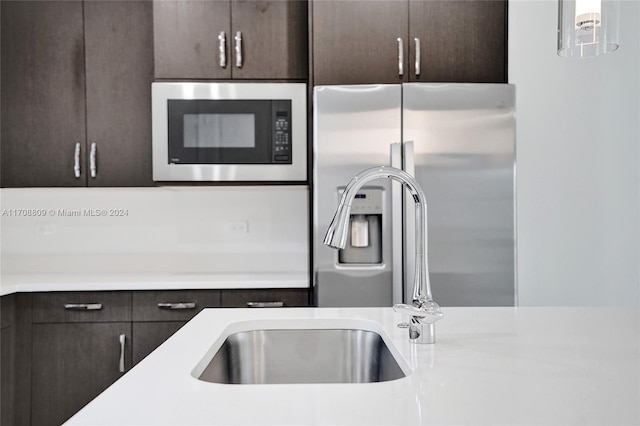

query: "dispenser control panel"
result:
(344, 188), (383, 215)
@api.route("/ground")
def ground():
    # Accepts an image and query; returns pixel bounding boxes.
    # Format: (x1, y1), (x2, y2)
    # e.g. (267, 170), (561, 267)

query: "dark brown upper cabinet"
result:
(1, 1), (87, 187)
(0, 1), (154, 188)
(408, 0), (506, 83)
(153, 0), (308, 80)
(83, 1), (154, 187)
(311, 0), (507, 85)
(312, 0), (409, 85)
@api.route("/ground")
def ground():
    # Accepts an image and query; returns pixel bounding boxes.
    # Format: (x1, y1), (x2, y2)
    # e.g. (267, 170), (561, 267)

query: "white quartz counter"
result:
(66, 307), (639, 425)
(0, 272), (308, 296)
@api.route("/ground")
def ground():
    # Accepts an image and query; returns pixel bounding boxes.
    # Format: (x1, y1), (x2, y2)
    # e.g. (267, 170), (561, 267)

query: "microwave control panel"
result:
(272, 100), (292, 163)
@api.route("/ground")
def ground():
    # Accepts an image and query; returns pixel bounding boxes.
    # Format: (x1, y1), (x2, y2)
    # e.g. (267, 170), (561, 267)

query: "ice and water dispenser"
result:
(337, 188), (383, 265)
(316, 184), (393, 307)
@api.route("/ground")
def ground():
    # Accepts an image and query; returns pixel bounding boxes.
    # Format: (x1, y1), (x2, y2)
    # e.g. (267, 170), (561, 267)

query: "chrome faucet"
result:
(323, 165), (443, 344)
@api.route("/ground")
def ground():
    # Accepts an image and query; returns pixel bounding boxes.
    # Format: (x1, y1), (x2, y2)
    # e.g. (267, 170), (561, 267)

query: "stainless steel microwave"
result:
(152, 82), (306, 182)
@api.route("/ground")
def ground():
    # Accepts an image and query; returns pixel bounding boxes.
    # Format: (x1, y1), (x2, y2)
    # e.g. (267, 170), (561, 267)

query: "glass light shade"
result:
(558, 0), (620, 57)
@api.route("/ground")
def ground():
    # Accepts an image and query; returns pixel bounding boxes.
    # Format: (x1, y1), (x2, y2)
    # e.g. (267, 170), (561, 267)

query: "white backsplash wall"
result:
(0, 186), (309, 276)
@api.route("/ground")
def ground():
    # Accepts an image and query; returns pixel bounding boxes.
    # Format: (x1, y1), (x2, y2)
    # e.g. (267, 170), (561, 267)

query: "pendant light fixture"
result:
(558, 0), (620, 57)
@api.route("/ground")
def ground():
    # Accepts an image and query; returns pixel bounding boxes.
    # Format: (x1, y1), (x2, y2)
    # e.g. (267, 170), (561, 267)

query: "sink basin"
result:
(194, 325), (407, 384)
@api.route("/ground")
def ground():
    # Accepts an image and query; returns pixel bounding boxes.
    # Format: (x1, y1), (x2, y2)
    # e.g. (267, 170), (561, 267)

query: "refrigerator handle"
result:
(402, 141), (416, 305)
(390, 142), (403, 305)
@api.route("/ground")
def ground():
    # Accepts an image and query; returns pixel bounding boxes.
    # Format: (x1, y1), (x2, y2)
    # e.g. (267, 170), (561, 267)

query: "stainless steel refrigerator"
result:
(313, 84), (516, 307)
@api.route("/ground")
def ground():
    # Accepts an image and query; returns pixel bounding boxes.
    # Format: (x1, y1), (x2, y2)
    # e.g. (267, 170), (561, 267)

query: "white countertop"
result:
(0, 272), (308, 296)
(66, 307), (640, 426)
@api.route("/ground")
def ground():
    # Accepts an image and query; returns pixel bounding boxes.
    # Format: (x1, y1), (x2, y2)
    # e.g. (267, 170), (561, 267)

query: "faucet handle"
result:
(393, 302), (443, 324)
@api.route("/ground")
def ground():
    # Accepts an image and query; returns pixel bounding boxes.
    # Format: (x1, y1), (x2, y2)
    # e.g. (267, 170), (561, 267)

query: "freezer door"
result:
(402, 83), (516, 306)
(313, 85), (402, 307)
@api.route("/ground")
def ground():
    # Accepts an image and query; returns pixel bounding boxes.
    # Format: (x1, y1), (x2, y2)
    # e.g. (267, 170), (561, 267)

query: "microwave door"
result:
(167, 99), (272, 165)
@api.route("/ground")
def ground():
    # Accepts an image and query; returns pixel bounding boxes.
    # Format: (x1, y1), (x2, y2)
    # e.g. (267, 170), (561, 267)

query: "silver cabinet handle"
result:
(397, 37), (404, 76)
(218, 31), (227, 68)
(157, 302), (196, 310)
(74, 142), (81, 178)
(89, 142), (97, 178)
(64, 303), (103, 310)
(234, 31), (242, 68)
(414, 37), (421, 77)
(246, 301), (284, 308)
(119, 334), (126, 373)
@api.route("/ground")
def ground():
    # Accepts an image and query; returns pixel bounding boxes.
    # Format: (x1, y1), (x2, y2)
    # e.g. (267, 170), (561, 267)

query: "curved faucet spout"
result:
(323, 166), (443, 344)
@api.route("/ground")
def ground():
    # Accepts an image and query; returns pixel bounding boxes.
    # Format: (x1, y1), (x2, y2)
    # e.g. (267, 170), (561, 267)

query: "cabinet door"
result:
(1, 327), (14, 426)
(153, 0), (231, 79)
(0, 1), (87, 187)
(132, 321), (186, 365)
(312, 0), (409, 85)
(408, 0), (507, 83)
(31, 322), (132, 426)
(84, 1), (155, 186)
(231, 0), (308, 79)
(1, 295), (15, 426)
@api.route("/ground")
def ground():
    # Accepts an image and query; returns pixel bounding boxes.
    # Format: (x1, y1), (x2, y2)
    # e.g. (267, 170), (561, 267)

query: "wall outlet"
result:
(224, 220), (249, 234)
(38, 223), (57, 235)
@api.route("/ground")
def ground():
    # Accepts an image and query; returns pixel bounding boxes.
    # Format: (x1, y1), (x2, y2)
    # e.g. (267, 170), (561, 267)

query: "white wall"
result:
(0, 187), (309, 277)
(510, 0), (640, 308)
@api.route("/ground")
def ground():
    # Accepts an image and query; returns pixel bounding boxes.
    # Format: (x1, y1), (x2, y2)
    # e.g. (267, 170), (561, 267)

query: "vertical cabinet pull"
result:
(218, 31), (227, 68)
(234, 31), (243, 68)
(397, 37), (404, 76)
(74, 143), (81, 178)
(414, 37), (421, 77)
(119, 334), (126, 373)
(89, 142), (97, 178)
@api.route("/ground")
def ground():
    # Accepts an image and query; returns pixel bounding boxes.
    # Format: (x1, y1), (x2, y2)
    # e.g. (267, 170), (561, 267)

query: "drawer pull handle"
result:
(64, 303), (103, 310)
(246, 301), (284, 308)
(119, 334), (126, 373)
(157, 302), (196, 310)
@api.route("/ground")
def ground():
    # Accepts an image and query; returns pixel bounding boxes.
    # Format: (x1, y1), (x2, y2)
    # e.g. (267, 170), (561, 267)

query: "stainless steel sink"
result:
(196, 328), (406, 384)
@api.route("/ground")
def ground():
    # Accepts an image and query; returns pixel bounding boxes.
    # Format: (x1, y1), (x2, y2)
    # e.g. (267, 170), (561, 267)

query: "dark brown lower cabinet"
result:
(31, 322), (132, 426)
(131, 290), (223, 365)
(3, 288), (310, 425)
(132, 321), (186, 365)
(1, 326), (14, 426)
(1, 294), (17, 426)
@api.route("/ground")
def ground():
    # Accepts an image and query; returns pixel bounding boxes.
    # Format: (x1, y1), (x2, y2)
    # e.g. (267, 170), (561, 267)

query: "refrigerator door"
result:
(402, 83), (516, 306)
(314, 85), (402, 307)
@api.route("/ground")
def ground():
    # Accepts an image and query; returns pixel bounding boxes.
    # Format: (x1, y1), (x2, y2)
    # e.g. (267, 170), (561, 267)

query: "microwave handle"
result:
(234, 31), (243, 68)
(218, 31), (227, 68)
